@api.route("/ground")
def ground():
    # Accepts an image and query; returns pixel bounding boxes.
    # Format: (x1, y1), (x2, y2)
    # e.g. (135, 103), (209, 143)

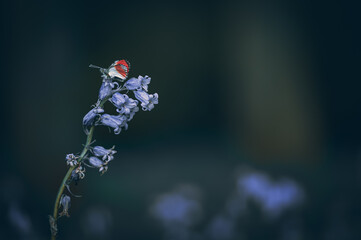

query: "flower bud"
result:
(88, 156), (109, 174)
(93, 146), (117, 162)
(83, 107), (104, 126)
(98, 82), (113, 101)
(89, 156), (104, 168)
(59, 195), (71, 217)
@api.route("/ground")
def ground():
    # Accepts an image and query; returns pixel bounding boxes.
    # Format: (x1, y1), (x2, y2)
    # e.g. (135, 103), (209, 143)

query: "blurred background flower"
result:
(81, 206), (113, 239)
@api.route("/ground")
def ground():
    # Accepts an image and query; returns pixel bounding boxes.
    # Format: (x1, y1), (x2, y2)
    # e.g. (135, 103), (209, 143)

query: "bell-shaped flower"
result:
(134, 90), (150, 104)
(110, 93), (138, 115)
(98, 82), (113, 101)
(110, 92), (126, 107)
(125, 75), (151, 91)
(124, 77), (141, 90)
(99, 77), (120, 101)
(71, 169), (80, 183)
(83, 107), (104, 127)
(99, 114), (127, 134)
(141, 93), (159, 111)
(59, 195), (71, 217)
(89, 156), (103, 168)
(118, 105), (139, 121)
(138, 75), (151, 91)
(92, 145), (117, 162)
(88, 156), (108, 174)
(70, 166), (85, 183)
(65, 153), (78, 167)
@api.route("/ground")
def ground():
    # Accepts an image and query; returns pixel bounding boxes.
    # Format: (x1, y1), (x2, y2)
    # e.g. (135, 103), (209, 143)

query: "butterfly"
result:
(89, 59), (130, 81)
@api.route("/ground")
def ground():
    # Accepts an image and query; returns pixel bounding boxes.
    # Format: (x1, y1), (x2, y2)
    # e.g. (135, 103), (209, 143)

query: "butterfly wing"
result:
(108, 60), (130, 80)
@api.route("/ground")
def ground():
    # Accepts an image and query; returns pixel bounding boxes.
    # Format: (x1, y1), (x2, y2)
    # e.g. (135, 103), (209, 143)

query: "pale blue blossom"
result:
(141, 93), (158, 111)
(150, 186), (201, 227)
(98, 82), (112, 101)
(110, 93), (138, 115)
(88, 157), (108, 173)
(83, 107), (104, 127)
(89, 156), (104, 168)
(117, 105), (139, 121)
(138, 75), (151, 91)
(124, 77), (141, 90)
(71, 169), (81, 183)
(65, 153), (78, 167)
(59, 195), (71, 217)
(99, 114), (128, 134)
(71, 166), (85, 182)
(92, 146), (117, 162)
(238, 172), (304, 217)
(134, 91), (158, 111)
(134, 90), (150, 104)
(125, 75), (151, 91)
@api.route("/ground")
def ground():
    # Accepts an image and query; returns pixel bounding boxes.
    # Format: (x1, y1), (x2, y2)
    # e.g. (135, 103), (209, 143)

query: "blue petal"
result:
(98, 82), (113, 100)
(89, 156), (104, 168)
(134, 90), (150, 104)
(140, 93), (158, 111)
(125, 77), (141, 90)
(111, 93), (126, 108)
(140, 75), (151, 91)
(83, 107), (104, 126)
(93, 146), (107, 157)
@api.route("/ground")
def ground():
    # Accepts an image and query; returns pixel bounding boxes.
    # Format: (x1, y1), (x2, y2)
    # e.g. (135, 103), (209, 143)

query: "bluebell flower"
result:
(92, 146), (117, 162)
(71, 169), (80, 183)
(99, 114), (128, 134)
(70, 166), (86, 183)
(110, 93), (138, 115)
(88, 156), (108, 174)
(76, 166), (86, 179)
(124, 75), (151, 91)
(59, 195), (71, 217)
(138, 75), (151, 91)
(65, 153), (78, 167)
(98, 82), (113, 101)
(124, 77), (141, 90)
(83, 107), (104, 127)
(134, 90), (150, 104)
(89, 156), (103, 168)
(141, 93), (158, 111)
(103, 77), (118, 88)
(134, 91), (158, 111)
(117, 105), (139, 121)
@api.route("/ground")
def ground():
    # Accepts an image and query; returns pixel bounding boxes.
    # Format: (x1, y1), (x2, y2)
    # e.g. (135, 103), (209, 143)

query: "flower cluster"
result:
(82, 74), (158, 134)
(60, 60), (158, 217)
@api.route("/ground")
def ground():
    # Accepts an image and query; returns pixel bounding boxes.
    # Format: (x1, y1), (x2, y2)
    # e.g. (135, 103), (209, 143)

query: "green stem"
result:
(50, 127), (94, 240)
(50, 97), (109, 240)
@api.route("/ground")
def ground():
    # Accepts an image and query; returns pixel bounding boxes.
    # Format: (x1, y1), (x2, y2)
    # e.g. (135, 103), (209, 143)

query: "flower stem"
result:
(50, 126), (94, 240)
(49, 95), (112, 240)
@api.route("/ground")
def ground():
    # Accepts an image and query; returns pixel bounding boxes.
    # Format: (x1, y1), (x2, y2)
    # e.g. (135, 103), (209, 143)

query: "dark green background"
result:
(1, 0), (361, 239)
